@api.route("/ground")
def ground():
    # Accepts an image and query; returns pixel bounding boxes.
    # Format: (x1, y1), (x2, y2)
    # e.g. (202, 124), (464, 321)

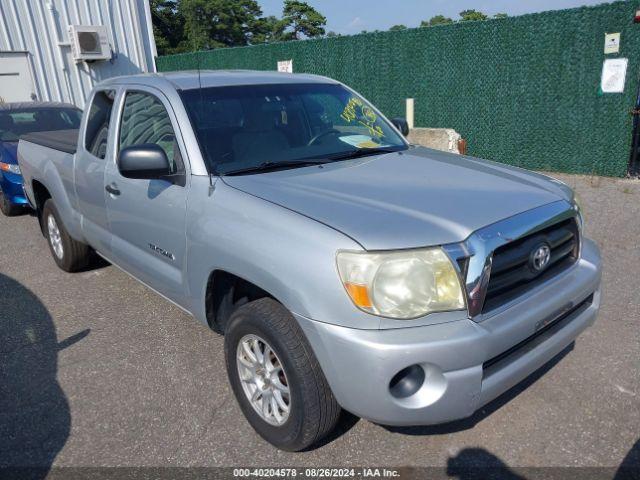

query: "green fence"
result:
(158, 1), (640, 176)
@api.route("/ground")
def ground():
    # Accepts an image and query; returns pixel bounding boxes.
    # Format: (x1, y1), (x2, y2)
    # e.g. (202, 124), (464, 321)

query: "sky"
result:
(259, 0), (614, 34)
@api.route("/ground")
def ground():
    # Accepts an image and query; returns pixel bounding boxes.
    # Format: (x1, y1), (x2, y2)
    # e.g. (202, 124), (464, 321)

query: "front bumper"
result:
(296, 238), (601, 426)
(0, 171), (28, 205)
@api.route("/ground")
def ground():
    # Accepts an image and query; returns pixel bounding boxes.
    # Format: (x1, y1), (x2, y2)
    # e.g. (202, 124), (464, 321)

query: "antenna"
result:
(197, 51), (203, 101)
(197, 51), (216, 195)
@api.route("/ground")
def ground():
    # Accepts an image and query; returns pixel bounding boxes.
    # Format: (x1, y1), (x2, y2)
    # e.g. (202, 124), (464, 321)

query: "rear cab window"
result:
(84, 90), (116, 159)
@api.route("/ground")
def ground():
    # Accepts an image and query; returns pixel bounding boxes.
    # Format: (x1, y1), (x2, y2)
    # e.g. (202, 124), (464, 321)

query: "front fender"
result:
(185, 178), (381, 330)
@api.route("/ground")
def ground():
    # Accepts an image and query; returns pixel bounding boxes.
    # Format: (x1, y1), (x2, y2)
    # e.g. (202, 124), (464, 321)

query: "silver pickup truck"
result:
(18, 71), (602, 451)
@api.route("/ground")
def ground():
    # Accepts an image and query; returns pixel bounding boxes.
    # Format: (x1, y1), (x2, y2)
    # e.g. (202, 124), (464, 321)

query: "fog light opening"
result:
(389, 364), (425, 399)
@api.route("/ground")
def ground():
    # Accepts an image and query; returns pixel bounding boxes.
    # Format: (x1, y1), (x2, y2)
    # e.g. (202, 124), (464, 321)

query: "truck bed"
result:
(18, 132), (78, 222)
(20, 129), (79, 155)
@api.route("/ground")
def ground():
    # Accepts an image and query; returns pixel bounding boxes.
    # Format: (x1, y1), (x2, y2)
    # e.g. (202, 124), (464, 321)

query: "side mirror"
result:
(118, 144), (172, 180)
(391, 117), (410, 137)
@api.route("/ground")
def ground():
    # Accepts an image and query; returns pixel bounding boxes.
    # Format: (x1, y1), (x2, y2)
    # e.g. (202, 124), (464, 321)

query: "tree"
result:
(430, 15), (454, 26)
(150, 0), (329, 52)
(389, 24), (407, 31)
(420, 15), (453, 27)
(494, 13), (508, 19)
(180, 0), (265, 50)
(149, 0), (186, 55)
(459, 9), (488, 22)
(251, 15), (287, 44)
(279, 0), (327, 40)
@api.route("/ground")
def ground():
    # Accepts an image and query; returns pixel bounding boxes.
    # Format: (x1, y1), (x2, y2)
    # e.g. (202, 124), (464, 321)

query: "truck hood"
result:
(223, 147), (570, 250)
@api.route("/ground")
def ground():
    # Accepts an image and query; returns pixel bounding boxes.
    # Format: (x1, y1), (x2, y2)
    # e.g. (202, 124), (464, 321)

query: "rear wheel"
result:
(0, 188), (23, 216)
(225, 298), (341, 451)
(42, 199), (93, 272)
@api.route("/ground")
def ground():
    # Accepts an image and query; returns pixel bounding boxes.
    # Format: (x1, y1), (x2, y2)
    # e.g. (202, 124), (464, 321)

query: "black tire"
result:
(0, 188), (23, 216)
(225, 298), (341, 451)
(42, 199), (93, 272)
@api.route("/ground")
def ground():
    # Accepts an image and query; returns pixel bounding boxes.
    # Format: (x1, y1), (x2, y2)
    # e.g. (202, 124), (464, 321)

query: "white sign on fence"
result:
(277, 59), (293, 73)
(601, 58), (628, 93)
(604, 33), (620, 54)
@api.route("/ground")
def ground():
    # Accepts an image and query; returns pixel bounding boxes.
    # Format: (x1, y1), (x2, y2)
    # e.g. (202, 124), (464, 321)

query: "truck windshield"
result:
(0, 107), (82, 142)
(180, 83), (407, 175)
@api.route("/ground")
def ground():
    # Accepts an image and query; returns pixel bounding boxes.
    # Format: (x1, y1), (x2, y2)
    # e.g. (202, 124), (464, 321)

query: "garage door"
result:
(0, 52), (35, 103)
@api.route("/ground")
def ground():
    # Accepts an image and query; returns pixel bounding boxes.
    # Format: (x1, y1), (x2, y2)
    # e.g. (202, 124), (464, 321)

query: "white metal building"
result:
(0, 0), (156, 107)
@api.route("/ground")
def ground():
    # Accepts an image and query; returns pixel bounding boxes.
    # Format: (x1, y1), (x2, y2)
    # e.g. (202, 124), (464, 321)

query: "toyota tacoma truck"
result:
(17, 71), (602, 451)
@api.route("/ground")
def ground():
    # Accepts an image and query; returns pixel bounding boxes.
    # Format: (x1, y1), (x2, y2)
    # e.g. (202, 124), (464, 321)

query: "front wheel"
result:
(225, 298), (341, 451)
(42, 199), (93, 272)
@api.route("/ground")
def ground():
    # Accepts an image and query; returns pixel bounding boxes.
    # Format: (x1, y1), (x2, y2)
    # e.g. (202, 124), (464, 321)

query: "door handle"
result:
(105, 183), (121, 196)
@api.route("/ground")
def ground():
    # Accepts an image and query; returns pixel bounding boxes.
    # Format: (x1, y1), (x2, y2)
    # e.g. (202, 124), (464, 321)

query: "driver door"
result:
(104, 86), (190, 308)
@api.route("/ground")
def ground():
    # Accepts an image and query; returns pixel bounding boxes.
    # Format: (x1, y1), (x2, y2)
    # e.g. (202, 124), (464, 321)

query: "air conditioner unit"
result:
(68, 25), (111, 62)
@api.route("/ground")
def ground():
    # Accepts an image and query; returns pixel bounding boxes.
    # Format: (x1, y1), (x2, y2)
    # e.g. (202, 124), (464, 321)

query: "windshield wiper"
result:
(324, 147), (402, 162)
(221, 148), (402, 176)
(221, 159), (329, 176)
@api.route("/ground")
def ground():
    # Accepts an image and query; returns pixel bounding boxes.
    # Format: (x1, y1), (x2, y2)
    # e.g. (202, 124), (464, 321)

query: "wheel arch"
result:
(31, 169), (84, 243)
(205, 269), (278, 333)
(31, 179), (52, 234)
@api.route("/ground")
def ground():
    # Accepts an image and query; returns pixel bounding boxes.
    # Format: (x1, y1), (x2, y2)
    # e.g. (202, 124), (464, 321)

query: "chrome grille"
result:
(443, 201), (581, 319)
(482, 218), (580, 313)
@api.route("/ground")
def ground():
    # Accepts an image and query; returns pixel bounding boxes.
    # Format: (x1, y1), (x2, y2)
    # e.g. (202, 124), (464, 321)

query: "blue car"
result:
(0, 102), (82, 216)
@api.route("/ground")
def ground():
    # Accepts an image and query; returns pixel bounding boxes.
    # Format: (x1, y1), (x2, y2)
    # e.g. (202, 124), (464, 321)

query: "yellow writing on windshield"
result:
(341, 97), (363, 122)
(340, 97), (383, 138)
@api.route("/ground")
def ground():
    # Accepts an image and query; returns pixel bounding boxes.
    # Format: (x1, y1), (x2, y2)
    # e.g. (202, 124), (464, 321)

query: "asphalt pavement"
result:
(0, 173), (638, 474)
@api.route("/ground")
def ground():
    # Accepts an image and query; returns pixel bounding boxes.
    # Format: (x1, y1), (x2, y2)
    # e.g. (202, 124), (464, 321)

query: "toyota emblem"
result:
(530, 243), (551, 272)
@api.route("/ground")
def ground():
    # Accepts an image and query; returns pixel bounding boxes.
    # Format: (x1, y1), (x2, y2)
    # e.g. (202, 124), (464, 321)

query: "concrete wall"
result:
(408, 128), (462, 154)
(0, 0), (156, 108)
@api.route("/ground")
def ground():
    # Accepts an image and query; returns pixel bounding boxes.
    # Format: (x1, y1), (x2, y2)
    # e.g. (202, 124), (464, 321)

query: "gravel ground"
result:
(0, 173), (638, 475)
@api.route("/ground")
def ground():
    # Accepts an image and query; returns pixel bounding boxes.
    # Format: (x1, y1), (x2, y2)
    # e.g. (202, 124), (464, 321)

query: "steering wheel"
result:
(307, 129), (340, 146)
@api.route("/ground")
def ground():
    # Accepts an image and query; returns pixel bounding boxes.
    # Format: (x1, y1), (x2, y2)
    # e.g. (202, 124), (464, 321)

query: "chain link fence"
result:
(158, 1), (640, 177)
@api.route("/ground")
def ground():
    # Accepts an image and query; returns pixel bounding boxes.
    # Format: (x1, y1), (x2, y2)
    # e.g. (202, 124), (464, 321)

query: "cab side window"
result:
(119, 91), (183, 174)
(85, 90), (115, 159)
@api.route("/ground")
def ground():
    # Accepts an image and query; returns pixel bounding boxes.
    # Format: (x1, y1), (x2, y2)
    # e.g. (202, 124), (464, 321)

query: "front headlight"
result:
(0, 161), (20, 175)
(336, 248), (465, 319)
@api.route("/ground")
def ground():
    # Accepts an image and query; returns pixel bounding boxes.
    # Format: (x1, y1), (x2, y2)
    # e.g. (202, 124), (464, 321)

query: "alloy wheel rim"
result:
(47, 214), (64, 259)
(236, 334), (291, 426)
